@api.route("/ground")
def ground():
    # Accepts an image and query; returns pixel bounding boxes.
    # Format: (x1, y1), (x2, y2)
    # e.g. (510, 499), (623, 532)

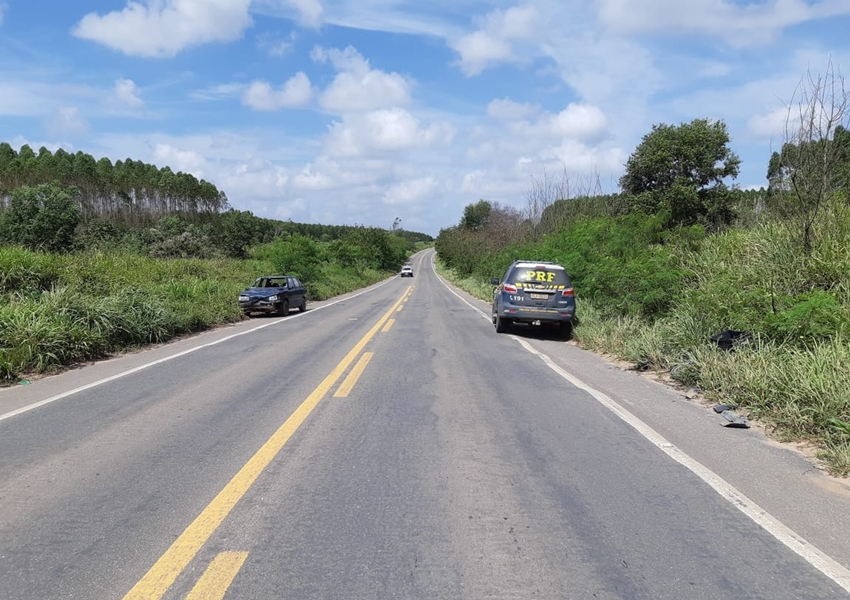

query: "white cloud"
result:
(72, 0), (253, 58)
(254, 0), (323, 27)
(243, 72), (314, 111)
(532, 103), (609, 142)
(325, 108), (455, 157)
(487, 98), (540, 120)
(597, 0), (850, 47)
(451, 32), (513, 76)
(111, 78), (144, 108)
(747, 106), (790, 140)
(258, 31), (297, 57)
(293, 164), (336, 190)
(312, 45), (414, 113)
(152, 143), (208, 175)
(544, 139), (626, 175)
(45, 106), (89, 136)
(470, 102), (610, 165)
(286, 0), (323, 27)
(190, 83), (245, 101)
(450, 4), (540, 75)
(0, 3), (7, 26)
(383, 177), (439, 206)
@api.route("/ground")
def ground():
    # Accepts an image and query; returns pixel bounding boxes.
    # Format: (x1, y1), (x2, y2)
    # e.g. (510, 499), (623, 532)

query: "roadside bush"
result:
(253, 234), (323, 283)
(0, 184), (80, 253)
(764, 290), (848, 343)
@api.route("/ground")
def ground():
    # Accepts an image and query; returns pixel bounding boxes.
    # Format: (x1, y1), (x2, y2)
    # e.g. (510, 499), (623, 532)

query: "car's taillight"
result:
(503, 283), (517, 293)
(562, 288), (575, 297)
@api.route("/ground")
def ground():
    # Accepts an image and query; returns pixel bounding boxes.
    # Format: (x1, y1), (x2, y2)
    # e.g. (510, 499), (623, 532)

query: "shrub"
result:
(0, 184), (80, 253)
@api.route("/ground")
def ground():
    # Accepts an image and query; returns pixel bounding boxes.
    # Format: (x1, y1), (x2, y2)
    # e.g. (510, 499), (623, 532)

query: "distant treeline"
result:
(0, 142), (433, 260)
(0, 143), (227, 223)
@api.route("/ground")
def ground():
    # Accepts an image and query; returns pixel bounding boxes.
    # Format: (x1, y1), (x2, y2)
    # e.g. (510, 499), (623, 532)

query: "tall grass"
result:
(0, 248), (399, 384)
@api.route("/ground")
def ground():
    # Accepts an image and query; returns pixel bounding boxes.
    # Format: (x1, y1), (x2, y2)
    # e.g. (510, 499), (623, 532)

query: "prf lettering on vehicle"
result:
(524, 270), (556, 282)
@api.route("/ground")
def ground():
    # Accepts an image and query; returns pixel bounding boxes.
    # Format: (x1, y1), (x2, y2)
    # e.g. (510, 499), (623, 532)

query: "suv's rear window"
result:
(511, 267), (570, 286)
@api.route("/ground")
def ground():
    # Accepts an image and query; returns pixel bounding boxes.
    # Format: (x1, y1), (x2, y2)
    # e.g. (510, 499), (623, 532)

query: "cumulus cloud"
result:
(152, 143), (207, 175)
(383, 177), (439, 206)
(598, 0), (850, 47)
(72, 0), (253, 58)
(450, 4), (540, 75)
(747, 106), (791, 140)
(485, 102), (609, 146)
(325, 108), (455, 157)
(312, 45), (414, 113)
(286, 0), (323, 27)
(293, 164), (335, 190)
(541, 103), (609, 142)
(243, 72), (314, 111)
(111, 78), (144, 108)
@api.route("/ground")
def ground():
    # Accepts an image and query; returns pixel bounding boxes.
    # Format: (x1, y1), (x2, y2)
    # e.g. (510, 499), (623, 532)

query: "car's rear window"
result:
(510, 267), (570, 286)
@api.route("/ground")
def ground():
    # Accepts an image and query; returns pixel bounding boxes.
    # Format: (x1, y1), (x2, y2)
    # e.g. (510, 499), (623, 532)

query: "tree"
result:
(772, 60), (850, 253)
(619, 118), (741, 228)
(0, 183), (81, 252)
(210, 209), (267, 259)
(460, 200), (491, 231)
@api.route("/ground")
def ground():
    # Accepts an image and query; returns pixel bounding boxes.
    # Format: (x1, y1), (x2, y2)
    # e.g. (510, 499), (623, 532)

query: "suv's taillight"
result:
(503, 283), (517, 293)
(562, 288), (575, 297)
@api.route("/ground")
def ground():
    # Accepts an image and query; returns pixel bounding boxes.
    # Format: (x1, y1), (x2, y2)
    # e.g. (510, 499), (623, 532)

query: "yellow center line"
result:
(185, 552), (249, 600)
(333, 352), (374, 398)
(121, 287), (411, 600)
(381, 318), (395, 333)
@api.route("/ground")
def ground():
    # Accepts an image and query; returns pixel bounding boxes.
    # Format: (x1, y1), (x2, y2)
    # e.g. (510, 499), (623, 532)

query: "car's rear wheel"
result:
(277, 299), (290, 317)
(494, 314), (509, 333)
(298, 297), (307, 312)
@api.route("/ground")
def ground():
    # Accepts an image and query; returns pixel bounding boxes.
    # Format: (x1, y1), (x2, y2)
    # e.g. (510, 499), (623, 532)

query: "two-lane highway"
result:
(1, 249), (849, 599)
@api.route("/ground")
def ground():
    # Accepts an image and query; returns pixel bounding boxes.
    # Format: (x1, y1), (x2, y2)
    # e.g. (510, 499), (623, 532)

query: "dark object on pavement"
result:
(710, 330), (752, 351)
(713, 403), (738, 413)
(720, 410), (750, 428)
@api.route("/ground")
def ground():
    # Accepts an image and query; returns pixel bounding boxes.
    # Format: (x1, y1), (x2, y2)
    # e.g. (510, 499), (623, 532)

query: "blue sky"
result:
(1, 1), (849, 236)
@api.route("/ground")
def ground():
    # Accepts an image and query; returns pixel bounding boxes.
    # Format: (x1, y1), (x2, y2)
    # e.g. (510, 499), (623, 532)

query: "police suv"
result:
(490, 260), (576, 337)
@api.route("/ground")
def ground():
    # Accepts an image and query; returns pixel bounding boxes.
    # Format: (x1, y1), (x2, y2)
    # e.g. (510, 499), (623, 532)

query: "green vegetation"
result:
(0, 226), (414, 384)
(0, 142), (227, 220)
(0, 154), (432, 385)
(436, 76), (850, 474)
(0, 238), (402, 383)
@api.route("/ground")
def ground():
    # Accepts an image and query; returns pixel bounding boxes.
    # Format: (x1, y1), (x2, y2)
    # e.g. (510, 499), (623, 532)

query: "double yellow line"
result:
(123, 286), (412, 600)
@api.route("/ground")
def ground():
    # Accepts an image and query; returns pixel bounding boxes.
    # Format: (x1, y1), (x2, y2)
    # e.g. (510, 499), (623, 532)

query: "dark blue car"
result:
(239, 275), (307, 317)
(490, 260), (576, 338)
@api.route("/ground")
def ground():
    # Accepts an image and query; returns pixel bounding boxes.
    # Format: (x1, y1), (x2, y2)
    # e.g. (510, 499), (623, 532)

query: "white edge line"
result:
(0, 278), (393, 424)
(431, 255), (850, 593)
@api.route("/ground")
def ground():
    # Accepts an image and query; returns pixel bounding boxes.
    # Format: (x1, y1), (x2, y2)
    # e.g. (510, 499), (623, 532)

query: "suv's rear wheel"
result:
(494, 314), (509, 333)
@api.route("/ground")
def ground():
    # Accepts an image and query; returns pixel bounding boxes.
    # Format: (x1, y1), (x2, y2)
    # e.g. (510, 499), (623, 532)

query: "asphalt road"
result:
(2, 249), (850, 599)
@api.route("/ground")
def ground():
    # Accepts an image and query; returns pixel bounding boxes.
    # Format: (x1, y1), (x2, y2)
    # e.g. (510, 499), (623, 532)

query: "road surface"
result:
(2, 249), (850, 599)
